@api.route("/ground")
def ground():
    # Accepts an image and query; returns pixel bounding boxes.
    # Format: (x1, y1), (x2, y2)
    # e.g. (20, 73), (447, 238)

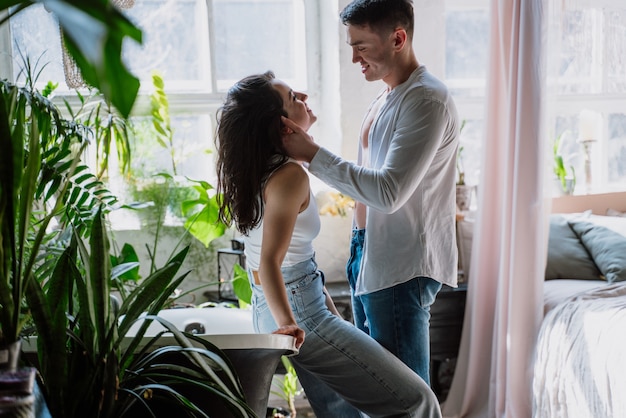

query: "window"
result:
(547, 1), (626, 194)
(443, 0), (626, 195)
(444, 0), (490, 189)
(6, 0), (320, 228)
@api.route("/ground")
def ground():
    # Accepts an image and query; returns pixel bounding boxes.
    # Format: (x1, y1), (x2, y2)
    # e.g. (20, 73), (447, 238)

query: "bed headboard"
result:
(551, 191), (626, 215)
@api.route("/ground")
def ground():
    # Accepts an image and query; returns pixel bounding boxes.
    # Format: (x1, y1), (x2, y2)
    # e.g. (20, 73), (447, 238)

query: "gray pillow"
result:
(545, 214), (602, 280)
(569, 215), (626, 283)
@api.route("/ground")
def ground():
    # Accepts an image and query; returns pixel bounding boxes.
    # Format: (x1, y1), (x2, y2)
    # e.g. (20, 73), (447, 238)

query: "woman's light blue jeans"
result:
(249, 257), (441, 418)
(346, 228), (443, 385)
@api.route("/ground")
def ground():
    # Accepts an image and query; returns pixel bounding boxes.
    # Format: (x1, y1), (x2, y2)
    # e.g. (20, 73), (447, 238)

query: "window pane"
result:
(130, 114), (214, 181)
(445, 9), (489, 97)
(606, 9), (626, 93)
(124, 0), (210, 90)
(556, 9), (602, 94)
(458, 119), (484, 187)
(213, 0), (307, 91)
(10, 4), (66, 86)
(608, 113), (626, 185)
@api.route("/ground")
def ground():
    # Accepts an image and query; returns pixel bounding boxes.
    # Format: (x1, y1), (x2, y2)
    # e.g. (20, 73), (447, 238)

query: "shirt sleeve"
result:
(309, 96), (450, 213)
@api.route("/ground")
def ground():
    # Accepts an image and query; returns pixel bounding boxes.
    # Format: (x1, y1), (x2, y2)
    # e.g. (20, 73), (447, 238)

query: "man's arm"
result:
(282, 100), (453, 213)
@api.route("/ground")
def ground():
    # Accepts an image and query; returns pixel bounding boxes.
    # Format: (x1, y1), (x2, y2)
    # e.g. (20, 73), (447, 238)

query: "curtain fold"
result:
(442, 1), (548, 417)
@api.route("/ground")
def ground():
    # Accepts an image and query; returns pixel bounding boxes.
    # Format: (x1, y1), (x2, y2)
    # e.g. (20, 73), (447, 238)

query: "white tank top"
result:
(244, 165), (320, 270)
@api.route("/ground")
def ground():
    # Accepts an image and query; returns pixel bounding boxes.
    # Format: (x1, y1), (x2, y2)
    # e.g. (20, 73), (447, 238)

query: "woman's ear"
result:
(281, 126), (294, 134)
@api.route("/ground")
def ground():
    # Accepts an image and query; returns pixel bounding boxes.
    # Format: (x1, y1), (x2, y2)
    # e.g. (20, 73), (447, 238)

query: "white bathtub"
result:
(125, 306), (255, 336)
(123, 307), (297, 417)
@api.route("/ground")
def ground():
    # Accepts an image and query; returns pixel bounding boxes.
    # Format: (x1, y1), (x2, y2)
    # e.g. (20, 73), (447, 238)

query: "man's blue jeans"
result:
(250, 257), (441, 418)
(346, 228), (442, 385)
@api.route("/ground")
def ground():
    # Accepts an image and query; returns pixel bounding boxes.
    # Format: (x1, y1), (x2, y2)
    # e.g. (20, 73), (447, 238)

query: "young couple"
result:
(214, 1), (459, 416)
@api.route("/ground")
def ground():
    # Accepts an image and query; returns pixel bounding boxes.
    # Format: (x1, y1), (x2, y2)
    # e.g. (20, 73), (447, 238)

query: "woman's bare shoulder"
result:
(265, 160), (309, 195)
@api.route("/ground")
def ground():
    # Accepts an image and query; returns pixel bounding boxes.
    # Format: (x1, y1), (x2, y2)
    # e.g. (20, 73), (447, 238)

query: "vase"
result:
(456, 185), (475, 212)
(554, 177), (575, 196)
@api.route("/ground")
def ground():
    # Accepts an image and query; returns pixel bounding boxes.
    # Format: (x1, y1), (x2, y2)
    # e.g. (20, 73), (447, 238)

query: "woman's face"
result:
(271, 79), (317, 131)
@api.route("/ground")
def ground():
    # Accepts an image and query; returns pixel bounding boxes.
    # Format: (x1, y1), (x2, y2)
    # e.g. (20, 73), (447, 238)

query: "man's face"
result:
(346, 24), (395, 82)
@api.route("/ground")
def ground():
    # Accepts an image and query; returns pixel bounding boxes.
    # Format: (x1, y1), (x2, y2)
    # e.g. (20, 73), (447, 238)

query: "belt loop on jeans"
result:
(252, 270), (261, 285)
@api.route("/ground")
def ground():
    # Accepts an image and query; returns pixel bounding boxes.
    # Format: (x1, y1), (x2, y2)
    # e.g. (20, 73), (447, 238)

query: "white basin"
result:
(122, 306), (298, 417)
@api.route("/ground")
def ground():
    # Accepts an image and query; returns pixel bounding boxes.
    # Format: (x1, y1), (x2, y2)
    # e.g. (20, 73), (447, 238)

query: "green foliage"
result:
(553, 131), (576, 193)
(26, 207), (255, 418)
(1, 0), (141, 118)
(0, 76), (117, 344)
(271, 356), (301, 417)
(232, 264), (252, 308)
(182, 178), (227, 248)
(66, 89), (134, 179)
(0, 3), (255, 417)
(150, 71), (177, 175)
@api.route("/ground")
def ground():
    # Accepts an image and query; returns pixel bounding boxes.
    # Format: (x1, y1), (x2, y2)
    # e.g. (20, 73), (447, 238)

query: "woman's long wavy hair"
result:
(215, 71), (289, 235)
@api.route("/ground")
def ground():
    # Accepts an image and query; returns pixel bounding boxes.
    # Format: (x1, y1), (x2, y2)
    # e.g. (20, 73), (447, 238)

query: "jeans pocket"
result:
(418, 277), (442, 308)
(286, 271), (325, 317)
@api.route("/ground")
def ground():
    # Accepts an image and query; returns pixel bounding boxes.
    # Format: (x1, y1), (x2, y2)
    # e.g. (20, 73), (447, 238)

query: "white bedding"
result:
(533, 282), (626, 418)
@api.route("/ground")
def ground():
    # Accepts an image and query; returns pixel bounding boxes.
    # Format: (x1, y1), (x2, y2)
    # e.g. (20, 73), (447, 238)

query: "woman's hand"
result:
(281, 116), (320, 163)
(273, 324), (305, 349)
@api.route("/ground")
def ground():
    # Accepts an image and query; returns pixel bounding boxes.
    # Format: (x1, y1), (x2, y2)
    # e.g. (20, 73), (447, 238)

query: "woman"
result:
(215, 71), (440, 418)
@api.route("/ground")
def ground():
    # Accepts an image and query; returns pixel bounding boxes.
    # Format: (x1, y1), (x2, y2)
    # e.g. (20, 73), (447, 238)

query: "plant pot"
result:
(456, 185), (475, 212)
(267, 406), (292, 418)
(554, 177), (575, 196)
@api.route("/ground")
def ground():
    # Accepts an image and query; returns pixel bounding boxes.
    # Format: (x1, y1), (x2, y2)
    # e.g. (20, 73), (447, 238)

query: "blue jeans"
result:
(346, 229), (443, 385)
(346, 228), (368, 333)
(250, 257), (441, 418)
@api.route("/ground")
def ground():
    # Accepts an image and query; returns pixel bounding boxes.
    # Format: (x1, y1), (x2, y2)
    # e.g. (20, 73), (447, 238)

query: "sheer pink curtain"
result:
(442, 1), (548, 417)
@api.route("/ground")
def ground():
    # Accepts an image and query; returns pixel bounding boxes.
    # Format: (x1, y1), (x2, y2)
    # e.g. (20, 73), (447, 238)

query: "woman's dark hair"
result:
(340, 0), (414, 40)
(214, 71), (289, 235)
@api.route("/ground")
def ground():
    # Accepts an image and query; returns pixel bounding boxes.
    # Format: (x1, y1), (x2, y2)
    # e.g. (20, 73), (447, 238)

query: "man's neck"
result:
(384, 57), (420, 90)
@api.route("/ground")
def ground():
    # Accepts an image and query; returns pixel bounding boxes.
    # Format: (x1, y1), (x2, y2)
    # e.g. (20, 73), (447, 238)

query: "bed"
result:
(533, 191), (626, 418)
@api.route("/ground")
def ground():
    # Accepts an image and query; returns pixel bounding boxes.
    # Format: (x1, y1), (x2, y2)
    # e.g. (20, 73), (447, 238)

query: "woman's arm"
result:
(257, 162), (309, 348)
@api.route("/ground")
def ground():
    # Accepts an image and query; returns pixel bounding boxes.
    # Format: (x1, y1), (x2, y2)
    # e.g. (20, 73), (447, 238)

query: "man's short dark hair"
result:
(340, 0), (414, 39)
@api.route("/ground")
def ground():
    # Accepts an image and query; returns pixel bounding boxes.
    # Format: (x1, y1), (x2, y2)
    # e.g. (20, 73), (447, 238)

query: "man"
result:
(282, 0), (460, 385)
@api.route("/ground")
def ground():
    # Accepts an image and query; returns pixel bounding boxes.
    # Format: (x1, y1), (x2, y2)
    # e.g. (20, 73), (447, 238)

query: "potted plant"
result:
(553, 131), (576, 195)
(22, 206), (256, 417)
(269, 356), (302, 417)
(0, 6), (261, 417)
(0, 0), (141, 362)
(456, 120), (474, 211)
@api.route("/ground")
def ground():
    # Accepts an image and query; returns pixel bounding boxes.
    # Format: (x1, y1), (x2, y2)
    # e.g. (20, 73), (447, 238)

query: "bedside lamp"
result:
(578, 109), (601, 194)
